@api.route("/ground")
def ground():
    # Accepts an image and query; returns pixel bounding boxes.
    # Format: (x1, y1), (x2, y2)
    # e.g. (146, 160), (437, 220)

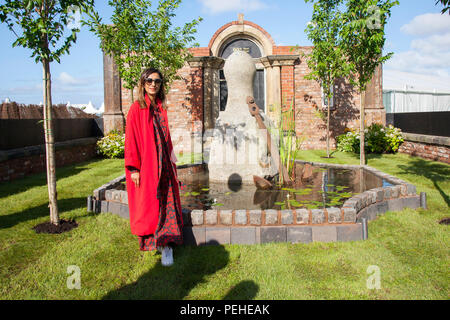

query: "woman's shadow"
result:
(103, 240), (229, 300)
(102, 240), (260, 300)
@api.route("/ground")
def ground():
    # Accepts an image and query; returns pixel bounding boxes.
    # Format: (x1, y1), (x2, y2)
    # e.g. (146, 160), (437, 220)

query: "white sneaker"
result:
(161, 246), (174, 267)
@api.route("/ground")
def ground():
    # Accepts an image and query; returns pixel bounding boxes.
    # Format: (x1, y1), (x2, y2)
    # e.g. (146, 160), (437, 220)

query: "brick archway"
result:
(208, 20), (275, 58)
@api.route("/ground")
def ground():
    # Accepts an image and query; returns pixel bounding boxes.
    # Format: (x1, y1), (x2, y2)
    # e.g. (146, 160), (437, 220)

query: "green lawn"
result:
(0, 152), (448, 300)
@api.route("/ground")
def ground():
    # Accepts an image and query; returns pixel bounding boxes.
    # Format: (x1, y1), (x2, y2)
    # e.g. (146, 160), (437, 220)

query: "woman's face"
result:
(144, 72), (162, 97)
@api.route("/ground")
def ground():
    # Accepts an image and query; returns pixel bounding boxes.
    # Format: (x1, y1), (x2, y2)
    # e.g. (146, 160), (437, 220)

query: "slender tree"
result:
(303, 0), (351, 158)
(0, 0), (94, 226)
(340, 0), (398, 165)
(85, 0), (202, 102)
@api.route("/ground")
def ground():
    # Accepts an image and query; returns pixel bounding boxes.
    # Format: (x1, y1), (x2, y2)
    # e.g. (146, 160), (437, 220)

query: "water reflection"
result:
(177, 164), (392, 211)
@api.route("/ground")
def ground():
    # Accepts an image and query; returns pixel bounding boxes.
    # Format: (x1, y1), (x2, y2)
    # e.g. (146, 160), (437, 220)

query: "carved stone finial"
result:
(238, 13), (244, 24)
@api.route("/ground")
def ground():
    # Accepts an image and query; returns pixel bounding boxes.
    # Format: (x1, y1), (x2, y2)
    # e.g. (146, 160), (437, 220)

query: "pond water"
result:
(176, 163), (392, 211)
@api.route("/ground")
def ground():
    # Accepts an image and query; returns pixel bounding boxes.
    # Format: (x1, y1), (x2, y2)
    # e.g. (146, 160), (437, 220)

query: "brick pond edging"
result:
(88, 161), (425, 245)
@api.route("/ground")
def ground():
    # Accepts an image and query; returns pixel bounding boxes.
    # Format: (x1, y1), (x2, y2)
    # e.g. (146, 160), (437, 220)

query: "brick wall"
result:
(399, 134), (450, 164)
(0, 138), (98, 182)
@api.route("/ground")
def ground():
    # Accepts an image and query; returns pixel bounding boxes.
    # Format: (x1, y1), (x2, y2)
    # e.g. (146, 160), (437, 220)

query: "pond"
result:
(175, 163), (393, 211)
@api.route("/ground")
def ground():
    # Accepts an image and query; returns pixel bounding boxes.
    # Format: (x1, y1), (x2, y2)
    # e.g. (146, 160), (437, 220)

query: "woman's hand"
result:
(131, 172), (140, 188)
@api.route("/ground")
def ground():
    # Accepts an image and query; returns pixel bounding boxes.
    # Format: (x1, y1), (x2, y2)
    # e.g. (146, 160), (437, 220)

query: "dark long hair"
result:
(137, 68), (167, 110)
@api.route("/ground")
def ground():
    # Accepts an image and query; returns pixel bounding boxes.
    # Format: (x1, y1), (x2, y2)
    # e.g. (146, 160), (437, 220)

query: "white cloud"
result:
(57, 72), (87, 86)
(400, 13), (450, 36)
(384, 13), (450, 90)
(383, 69), (450, 92)
(197, 0), (268, 14)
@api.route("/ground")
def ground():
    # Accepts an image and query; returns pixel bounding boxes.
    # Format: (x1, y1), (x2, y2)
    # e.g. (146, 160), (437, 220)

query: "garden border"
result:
(88, 161), (425, 245)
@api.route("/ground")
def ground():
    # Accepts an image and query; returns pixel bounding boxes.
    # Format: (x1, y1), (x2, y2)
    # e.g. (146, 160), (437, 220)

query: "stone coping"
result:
(0, 137), (99, 162)
(90, 161), (424, 244)
(402, 132), (450, 147)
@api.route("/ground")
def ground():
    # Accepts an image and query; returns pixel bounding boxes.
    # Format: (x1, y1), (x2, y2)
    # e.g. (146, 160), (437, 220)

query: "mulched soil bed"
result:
(32, 219), (78, 234)
(439, 217), (450, 225)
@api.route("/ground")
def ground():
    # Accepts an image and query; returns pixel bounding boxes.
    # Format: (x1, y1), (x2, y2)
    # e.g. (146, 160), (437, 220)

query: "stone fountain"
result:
(208, 50), (279, 184)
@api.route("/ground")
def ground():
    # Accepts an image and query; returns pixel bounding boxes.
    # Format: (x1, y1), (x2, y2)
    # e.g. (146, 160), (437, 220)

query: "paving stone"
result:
(235, 210), (248, 225)
(388, 198), (404, 212)
(337, 224), (363, 242)
(407, 184), (417, 195)
(311, 226), (337, 242)
(205, 210), (218, 225)
(265, 210), (278, 225)
(183, 227), (205, 246)
(191, 210), (204, 226)
(108, 201), (121, 216)
(121, 192), (128, 204)
(374, 201), (388, 216)
(295, 209), (309, 224)
(367, 190), (377, 204)
(219, 210), (232, 225)
(100, 200), (109, 213)
(311, 209), (325, 224)
(206, 227), (230, 245)
(384, 187), (391, 200)
(404, 196), (420, 209)
(376, 188), (385, 202)
(249, 210), (262, 225)
(231, 227), (256, 245)
(281, 210), (293, 225)
(343, 208), (357, 223)
(118, 203), (129, 219)
(327, 207), (342, 223)
(287, 227), (312, 244)
(391, 185), (401, 198)
(261, 227), (286, 243)
(399, 184), (408, 196)
(105, 189), (113, 201)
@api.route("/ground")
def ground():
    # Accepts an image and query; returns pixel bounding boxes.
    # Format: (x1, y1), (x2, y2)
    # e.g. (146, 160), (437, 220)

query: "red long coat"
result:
(124, 96), (179, 236)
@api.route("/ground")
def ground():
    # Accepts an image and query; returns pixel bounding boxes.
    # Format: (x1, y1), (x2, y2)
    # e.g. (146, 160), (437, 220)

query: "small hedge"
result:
(96, 130), (125, 159)
(336, 124), (404, 154)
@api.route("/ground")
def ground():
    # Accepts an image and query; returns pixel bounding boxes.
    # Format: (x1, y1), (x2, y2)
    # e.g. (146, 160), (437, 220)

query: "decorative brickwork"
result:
(0, 138), (98, 182)
(399, 133), (450, 164)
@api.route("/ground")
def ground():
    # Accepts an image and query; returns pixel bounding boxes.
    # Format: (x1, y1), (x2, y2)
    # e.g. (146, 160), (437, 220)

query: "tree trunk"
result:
(326, 96), (330, 158)
(360, 90), (366, 166)
(43, 58), (59, 225)
(130, 88), (134, 103)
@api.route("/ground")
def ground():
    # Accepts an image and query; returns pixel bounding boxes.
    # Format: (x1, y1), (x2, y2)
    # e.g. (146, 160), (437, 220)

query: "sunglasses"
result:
(145, 78), (162, 85)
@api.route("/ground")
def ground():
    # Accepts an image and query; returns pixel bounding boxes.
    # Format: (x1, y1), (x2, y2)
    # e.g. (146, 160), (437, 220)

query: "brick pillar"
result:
(103, 51), (125, 134)
(202, 57), (225, 130)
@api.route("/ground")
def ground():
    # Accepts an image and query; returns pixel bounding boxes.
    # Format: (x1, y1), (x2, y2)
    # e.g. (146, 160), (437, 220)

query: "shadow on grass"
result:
(102, 241), (259, 300)
(0, 157), (105, 196)
(0, 197), (90, 230)
(397, 157), (450, 207)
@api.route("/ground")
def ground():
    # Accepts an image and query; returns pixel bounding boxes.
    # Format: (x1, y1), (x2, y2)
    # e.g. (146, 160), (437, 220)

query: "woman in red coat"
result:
(125, 68), (182, 266)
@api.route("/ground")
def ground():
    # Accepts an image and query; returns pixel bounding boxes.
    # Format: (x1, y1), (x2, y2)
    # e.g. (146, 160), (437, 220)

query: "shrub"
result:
(336, 124), (404, 154)
(365, 123), (386, 154)
(336, 129), (360, 153)
(96, 130), (125, 159)
(385, 124), (404, 153)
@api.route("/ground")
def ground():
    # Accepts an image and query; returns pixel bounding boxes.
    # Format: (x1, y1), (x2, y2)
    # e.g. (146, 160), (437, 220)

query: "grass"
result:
(0, 152), (448, 300)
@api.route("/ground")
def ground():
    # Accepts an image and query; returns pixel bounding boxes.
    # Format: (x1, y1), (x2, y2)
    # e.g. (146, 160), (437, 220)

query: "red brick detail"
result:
(399, 141), (450, 164)
(208, 20), (276, 49)
(0, 143), (97, 183)
(189, 47), (211, 57)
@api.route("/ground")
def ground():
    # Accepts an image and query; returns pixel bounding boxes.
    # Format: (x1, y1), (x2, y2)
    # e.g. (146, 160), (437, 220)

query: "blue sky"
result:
(0, 0), (449, 109)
